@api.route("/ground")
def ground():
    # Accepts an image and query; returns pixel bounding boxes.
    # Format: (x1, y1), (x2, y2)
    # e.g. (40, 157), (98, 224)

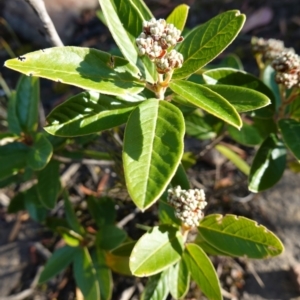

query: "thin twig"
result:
(24, 0), (63, 47)
(53, 155), (115, 166)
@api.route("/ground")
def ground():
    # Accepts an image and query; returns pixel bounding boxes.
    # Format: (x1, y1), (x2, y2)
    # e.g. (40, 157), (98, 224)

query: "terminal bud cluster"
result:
(136, 18), (184, 74)
(272, 51), (300, 89)
(167, 186), (207, 227)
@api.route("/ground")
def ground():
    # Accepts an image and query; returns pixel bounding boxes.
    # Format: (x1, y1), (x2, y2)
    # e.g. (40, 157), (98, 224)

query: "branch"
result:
(24, 0), (63, 47)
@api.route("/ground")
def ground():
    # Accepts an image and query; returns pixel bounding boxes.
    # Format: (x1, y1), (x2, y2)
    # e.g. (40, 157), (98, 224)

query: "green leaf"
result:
(169, 80), (242, 128)
(183, 243), (222, 300)
(205, 53), (244, 70)
(45, 92), (141, 137)
(168, 259), (190, 300)
(203, 67), (276, 115)
(171, 163), (190, 190)
(96, 225), (127, 250)
(203, 84), (271, 112)
(173, 10), (246, 79)
(73, 247), (100, 300)
(129, 225), (184, 276)
(0, 142), (29, 180)
(158, 192), (181, 226)
(279, 119), (300, 161)
(23, 185), (48, 222)
(7, 91), (22, 135)
(105, 248), (132, 276)
(37, 160), (61, 209)
(91, 248), (113, 300)
(249, 134), (286, 192)
(123, 99), (185, 210)
(87, 196), (116, 227)
(198, 214), (284, 258)
(262, 65), (281, 109)
(27, 133), (53, 170)
(15, 75), (39, 133)
(5, 47), (144, 96)
(142, 271), (169, 300)
(228, 121), (263, 146)
(185, 109), (217, 140)
(99, 0), (156, 83)
(63, 190), (85, 235)
(166, 4), (189, 33)
(215, 144), (250, 175)
(194, 232), (231, 256)
(8, 192), (26, 213)
(57, 227), (84, 247)
(39, 246), (77, 283)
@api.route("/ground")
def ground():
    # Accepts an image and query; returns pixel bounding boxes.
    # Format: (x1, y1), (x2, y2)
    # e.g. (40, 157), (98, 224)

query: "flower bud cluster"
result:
(167, 186), (207, 227)
(271, 51), (300, 89)
(251, 37), (294, 62)
(136, 18), (184, 74)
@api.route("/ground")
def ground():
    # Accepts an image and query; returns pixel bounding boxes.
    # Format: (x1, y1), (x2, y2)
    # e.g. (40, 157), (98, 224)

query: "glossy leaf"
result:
(123, 99), (185, 210)
(129, 225), (184, 276)
(15, 75), (39, 133)
(166, 4), (189, 32)
(37, 160), (61, 209)
(63, 190), (85, 235)
(183, 243), (222, 300)
(262, 65), (281, 109)
(27, 133), (53, 170)
(87, 196), (116, 227)
(57, 227), (84, 247)
(169, 80), (242, 128)
(203, 84), (271, 112)
(45, 91), (141, 137)
(173, 10), (245, 79)
(96, 225), (127, 250)
(228, 121), (263, 146)
(91, 248), (113, 300)
(99, 0), (156, 83)
(215, 144), (250, 175)
(279, 119), (300, 161)
(7, 91), (22, 135)
(249, 134), (286, 192)
(168, 259), (190, 300)
(198, 214), (284, 258)
(194, 233), (231, 256)
(203, 67), (275, 115)
(5, 47), (144, 96)
(0, 142), (29, 180)
(142, 271), (169, 300)
(39, 246), (77, 283)
(73, 247), (100, 300)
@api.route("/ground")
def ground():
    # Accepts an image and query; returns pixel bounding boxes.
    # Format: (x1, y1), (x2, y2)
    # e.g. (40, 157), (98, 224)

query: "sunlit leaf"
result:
(142, 270), (169, 300)
(129, 225), (184, 276)
(198, 214), (284, 258)
(5, 47), (144, 96)
(169, 80), (242, 128)
(173, 10), (245, 79)
(183, 243), (221, 300)
(45, 91), (142, 137)
(123, 99), (185, 210)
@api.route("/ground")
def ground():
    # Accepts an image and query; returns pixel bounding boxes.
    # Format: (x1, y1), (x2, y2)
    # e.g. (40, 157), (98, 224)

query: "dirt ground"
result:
(1, 0), (300, 299)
